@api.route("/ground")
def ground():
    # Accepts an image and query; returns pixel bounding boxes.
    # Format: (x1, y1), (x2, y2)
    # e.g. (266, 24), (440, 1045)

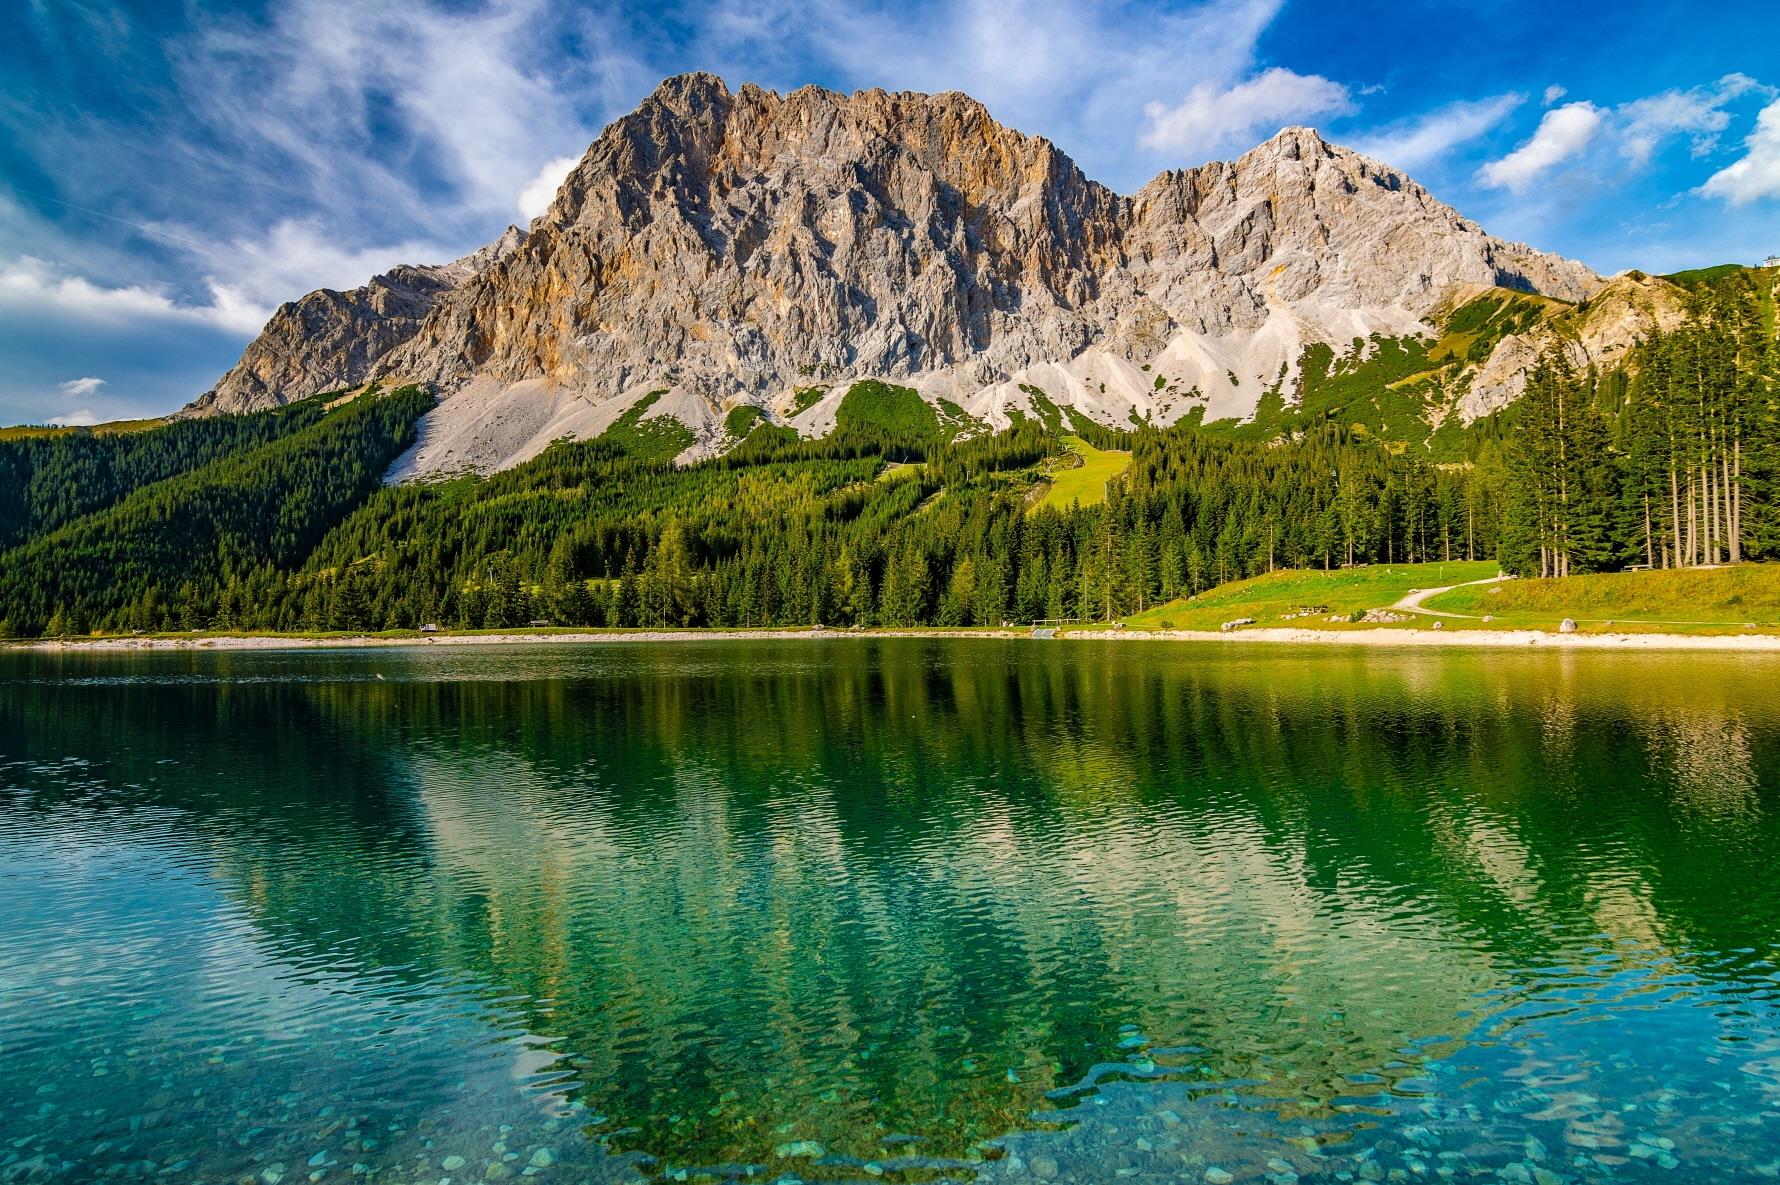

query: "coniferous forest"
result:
(1, 271), (1775, 639)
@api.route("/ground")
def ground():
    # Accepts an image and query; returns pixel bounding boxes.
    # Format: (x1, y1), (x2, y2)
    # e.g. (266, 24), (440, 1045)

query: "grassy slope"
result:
(1034, 436), (1130, 511)
(0, 417), (170, 441)
(1124, 561), (1780, 637)
(836, 379), (940, 434)
(1423, 565), (1780, 633)
(1661, 263), (1752, 288)
(1124, 561), (1499, 631)
(598, 391), (696, 463)
(723, 405), (764, 437)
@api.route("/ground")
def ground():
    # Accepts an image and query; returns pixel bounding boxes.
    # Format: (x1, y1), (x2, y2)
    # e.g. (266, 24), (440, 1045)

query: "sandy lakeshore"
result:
(16, 625), (1780, 653)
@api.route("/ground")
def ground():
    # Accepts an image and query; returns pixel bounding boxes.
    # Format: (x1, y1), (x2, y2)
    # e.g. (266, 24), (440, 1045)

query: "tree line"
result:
(45, 416), (1500, 635)
(1501, 275), (1778, 576)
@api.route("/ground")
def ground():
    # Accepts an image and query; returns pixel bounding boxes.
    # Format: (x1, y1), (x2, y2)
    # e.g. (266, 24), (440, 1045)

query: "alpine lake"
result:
(3, 639), (1779, 1185)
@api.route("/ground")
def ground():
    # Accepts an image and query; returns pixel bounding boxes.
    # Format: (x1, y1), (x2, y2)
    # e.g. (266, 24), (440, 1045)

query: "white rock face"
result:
(189, 73), (1606, 474)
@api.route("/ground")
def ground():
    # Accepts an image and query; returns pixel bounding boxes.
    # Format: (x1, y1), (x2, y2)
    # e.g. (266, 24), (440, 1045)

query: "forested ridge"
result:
(0, 396), (339, 551)
(0, 387), (433, 636)
(1, 272), (1774, 638)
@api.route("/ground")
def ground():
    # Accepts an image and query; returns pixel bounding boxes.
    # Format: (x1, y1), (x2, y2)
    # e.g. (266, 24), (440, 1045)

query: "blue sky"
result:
(3, 0), (1778, 426)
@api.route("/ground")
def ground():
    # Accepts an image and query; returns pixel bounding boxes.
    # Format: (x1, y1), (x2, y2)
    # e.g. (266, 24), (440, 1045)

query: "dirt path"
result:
(1391, 573), (1510, 619)
(1386, 575), (1751, 629)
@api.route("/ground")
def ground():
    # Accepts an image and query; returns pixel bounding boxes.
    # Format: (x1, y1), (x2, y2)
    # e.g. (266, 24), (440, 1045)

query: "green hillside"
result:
(1120, 561), (1780, 638)
(1423, 565), (1780, 632)
(0, 392), (352, 550)
(598, 390), (696, 463)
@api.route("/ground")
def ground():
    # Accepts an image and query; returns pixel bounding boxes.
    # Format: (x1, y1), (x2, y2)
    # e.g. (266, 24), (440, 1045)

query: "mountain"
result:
(190, 73), (1669, 475)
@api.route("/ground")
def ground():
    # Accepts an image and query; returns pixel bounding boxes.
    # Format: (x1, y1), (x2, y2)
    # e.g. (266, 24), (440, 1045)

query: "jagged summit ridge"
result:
(190, 72), (1606, 474)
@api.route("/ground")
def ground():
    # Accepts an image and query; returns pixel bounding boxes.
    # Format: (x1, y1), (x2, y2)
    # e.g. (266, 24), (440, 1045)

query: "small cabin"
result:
(418, 623), (440, 633)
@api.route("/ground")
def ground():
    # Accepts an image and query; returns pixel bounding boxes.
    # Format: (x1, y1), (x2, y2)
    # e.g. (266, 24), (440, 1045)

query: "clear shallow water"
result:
(2, 640), (1779, 1185)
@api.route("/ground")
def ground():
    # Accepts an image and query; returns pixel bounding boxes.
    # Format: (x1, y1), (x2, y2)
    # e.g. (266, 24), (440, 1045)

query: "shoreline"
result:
(14, 624), (1780, 653)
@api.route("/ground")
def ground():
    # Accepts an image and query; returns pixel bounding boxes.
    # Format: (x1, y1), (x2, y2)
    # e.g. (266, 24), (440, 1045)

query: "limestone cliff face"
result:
(191, 72), (1610, 473)
(1122, 126), (1596, 334)
(378, 75), (1127, 399)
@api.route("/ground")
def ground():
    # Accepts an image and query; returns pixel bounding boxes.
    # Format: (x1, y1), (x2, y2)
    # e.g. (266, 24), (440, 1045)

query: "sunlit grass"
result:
(0, 417), (168, 441)
(1034, 435), (1129, 512)
(1124, 561), (1498, 631)
(1424, 564), (1780, 632)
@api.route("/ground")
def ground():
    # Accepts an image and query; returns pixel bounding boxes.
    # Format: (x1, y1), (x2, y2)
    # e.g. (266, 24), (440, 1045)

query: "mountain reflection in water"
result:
(2, 641), (1777, 1183)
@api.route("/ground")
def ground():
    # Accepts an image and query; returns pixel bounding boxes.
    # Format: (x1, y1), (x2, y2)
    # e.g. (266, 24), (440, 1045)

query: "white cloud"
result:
(690, 0), (1328, 184)
(1472, 75), (1774, 200)
(3, 1), (646, 353)
(1139, 67), (1353, 162)
(518, 155), (581, 220)
(2, 219), (471, 352)
(57, 376), (106, 398)
(1543, 85), (1567, 106)
(721, 0), (1282, 134)
(48, 409), (99, 427)
(1477, 102), (1604, 193)
(0, 257), (263, 334)
(1701, 97), (1780, 205)
(1350, 93), (1523, 171)
(182, 219), (465, 321)
(1620, 73), (1762, 165)
(170, 0), (628, 229)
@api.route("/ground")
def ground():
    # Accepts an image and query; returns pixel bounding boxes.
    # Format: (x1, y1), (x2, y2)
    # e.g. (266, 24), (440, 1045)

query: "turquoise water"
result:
(2, 640), (1779, 1184)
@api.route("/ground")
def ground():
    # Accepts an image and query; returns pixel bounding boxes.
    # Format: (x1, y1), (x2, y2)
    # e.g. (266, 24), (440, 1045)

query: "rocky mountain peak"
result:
(190, 73), (1620, 478)
(441, 224), (528, 280)
(544, 74), (1102, 233)
(1249, 124), (1332, 158)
